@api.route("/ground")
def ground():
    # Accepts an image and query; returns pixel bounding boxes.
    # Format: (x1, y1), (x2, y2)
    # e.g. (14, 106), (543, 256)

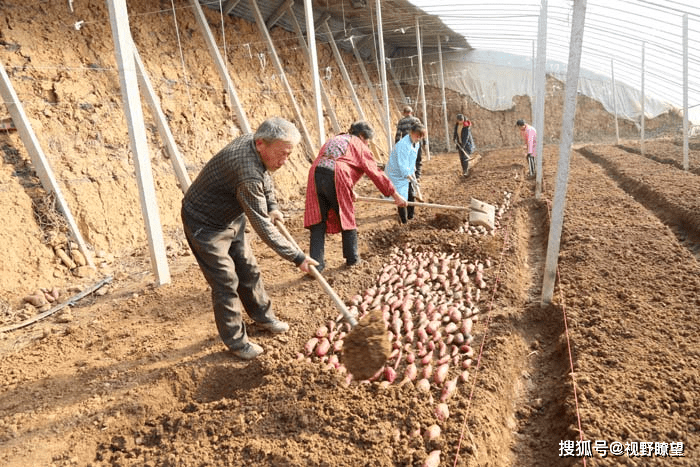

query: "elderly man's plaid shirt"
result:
(182, 134), (303, 265)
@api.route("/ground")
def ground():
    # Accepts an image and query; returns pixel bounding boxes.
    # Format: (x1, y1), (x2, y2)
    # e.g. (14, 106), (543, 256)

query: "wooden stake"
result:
(351, 37), (388, 148)
(249, 0), (316, 157)
(222, 0), (241, 15)
(0, 61), (95, 269)
(133, 44), (191, 193)
(321, 19), (366, 122)
(191, 0), (251, 134)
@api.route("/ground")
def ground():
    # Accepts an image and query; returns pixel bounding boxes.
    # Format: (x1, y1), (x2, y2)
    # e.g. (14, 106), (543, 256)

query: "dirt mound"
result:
(342, 309), (391, 381)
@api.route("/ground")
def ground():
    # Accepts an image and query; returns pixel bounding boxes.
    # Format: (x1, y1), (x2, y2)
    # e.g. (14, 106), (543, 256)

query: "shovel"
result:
(274, 219), (391, 380)
(274, 219), (357, 328)
(407, 175), (424, 202)
(455, 141), (475, 161)
(356, 196), (469, 212)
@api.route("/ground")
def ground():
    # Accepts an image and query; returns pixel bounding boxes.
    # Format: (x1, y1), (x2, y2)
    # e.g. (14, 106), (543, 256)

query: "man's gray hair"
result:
(254, 117), (301, 145)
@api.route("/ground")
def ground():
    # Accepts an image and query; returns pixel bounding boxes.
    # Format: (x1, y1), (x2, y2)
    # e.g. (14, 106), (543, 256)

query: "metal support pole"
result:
(531, 39), (536, 125)
(534, 0), (547, 199)
(288, 5), (339, 135)
(641, 41), (645, 156)
(0, 62), (94, 269)
(611, 58), (619, 145)
(683, 14), (689, 171)
(437, 35), (450, 152)
(416, 17), (429, 160)
(133, 44), (191, 192)
(301, 0), (326, 145)
(191, 0), (250, 133)
(250, 0), (316, 157)
(321, 19), (366, 121)
(375, 0), (393, 153)
(541, 0), (587, 305)
(107, 0), (170, 285)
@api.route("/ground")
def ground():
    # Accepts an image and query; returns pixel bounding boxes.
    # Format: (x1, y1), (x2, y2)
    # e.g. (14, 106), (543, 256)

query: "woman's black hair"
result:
(348, 121), (374, 140)
(409, 121), (426, 137)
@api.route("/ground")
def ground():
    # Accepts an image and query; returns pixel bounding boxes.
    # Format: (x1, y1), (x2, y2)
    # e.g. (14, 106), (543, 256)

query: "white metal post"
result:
(531, 39), (536, 125)
(641, 41), (645, 156)
(683, 14), (689, 171)
(611, 58), (619, 145)
(106, 0), (170, 285)
(541, 0), (587, 305)
(288, 5), (340, 134)
(303, 0), (325, 146)
(375, 0), (393, 153)
(534, 0), (548, 199)
(416, 17), (429, 160)
(438, 35), (450, 152)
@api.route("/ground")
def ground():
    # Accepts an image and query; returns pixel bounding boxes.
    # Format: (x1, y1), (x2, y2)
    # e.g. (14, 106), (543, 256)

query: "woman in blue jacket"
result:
(385, 122), (426, 224)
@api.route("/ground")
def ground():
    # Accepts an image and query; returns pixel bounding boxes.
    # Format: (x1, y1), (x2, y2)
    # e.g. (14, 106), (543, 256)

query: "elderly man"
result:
(182, 117), (317, 360)
(516, 119), (538, 177)
(394, 105), (423, 180)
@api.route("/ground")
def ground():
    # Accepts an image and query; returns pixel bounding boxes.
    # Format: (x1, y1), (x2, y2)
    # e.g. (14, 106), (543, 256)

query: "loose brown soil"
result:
(1, 2), (699, 467)
(342, 309), (392, 382)
(2, 145), (699, 466)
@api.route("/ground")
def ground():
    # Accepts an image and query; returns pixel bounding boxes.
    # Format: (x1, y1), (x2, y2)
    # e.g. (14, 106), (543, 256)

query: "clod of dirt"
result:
(430, 212), (465, 230)
(342, 309), (391, 381)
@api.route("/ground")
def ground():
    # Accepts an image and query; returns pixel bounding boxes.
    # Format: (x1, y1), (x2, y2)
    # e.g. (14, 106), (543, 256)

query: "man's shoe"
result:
(258, 319), (289, 333)
(231, 342), (263, 360)
(346, 259), (364, 268)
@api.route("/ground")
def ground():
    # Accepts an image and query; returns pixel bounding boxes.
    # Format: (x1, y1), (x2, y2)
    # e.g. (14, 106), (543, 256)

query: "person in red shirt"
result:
(516, 119), (538, 177)
(304, 121), (407, 272)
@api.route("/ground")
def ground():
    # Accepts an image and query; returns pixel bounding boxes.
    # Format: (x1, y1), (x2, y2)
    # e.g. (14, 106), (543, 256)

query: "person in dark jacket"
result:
(181, 117), (318, 361)
(394, 105), (423, 180)
(453, 114), (475, 177)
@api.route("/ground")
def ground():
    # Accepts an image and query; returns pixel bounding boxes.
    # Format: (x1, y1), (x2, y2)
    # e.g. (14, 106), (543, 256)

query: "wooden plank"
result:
(106, 0), (170, 285)
(191, 0), (251, 134)
(266, 0), (294, 30)
(350, 37), (388, 146)
(133, 44), (191, 193)
(222, 0), (241, 15)
(0, 61), (95, 269)
(249, 0), (316, 157)
(388, 63), (407, 108)
(321, 19), (366, 121)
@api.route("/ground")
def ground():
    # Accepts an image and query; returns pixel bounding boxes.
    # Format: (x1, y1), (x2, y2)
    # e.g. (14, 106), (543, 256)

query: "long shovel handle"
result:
(356, 196), (469, 212)
(274, 219), (358, 328)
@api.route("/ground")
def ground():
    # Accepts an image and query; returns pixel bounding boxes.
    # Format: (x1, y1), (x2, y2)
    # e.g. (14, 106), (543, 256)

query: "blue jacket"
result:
(385, 134), (419, 199)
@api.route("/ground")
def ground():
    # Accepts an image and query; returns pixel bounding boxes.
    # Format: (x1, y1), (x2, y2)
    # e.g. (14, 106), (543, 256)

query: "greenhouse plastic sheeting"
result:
(392, 49), (672, 123)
